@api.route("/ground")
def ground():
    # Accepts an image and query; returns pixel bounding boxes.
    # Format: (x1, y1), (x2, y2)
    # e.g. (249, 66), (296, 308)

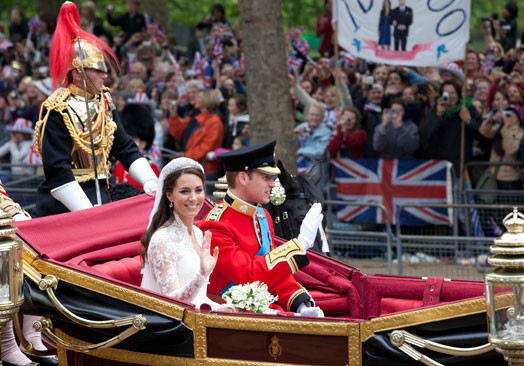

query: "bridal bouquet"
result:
(222, 281), (278, 314)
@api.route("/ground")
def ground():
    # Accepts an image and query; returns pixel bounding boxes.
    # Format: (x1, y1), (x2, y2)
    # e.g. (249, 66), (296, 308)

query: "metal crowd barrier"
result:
(395, 203), (519, 280)
(324, 199), (394, 275)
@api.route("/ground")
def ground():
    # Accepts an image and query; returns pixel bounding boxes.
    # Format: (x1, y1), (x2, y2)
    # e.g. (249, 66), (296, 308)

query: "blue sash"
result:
(219, 207), (272, 295)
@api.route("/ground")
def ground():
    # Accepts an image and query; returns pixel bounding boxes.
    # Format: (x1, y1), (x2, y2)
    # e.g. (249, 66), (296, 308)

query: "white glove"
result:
(128, 158), (158, 196)
(13, 213), (30, 222)
(297, 203), (323, 251)
(51, 181), (93, 212)
(297, 302), (324, 317)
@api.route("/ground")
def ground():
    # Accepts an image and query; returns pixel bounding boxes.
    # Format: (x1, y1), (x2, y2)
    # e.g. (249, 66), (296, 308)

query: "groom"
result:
(200, 140), (324, 316)
(391, 0), (413, 51)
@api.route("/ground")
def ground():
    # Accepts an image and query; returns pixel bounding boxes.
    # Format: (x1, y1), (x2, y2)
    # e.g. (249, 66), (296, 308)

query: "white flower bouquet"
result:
(222, 281), (278, 314)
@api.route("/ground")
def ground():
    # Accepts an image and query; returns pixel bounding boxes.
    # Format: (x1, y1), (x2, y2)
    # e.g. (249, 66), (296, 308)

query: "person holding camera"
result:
(327, 106), (367, 158)
(372, 99), (419, 159)
(480, 104), (523, 190)
(420, 80), (482, 173)
(106, 0), (145, 44)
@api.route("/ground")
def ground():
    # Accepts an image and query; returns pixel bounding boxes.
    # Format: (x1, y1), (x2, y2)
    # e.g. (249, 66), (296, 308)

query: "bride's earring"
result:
(169, 201), (173, 209)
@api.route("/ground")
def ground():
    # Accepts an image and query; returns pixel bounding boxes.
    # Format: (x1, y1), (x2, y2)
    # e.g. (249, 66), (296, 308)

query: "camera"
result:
(185, 69), (196, 78)
(503, 110), (513, 118)
(362, 75), (374, 85)
(502, 25), (511, 31)
(504, 75), (512, 83)
(440, 91), (450, 104)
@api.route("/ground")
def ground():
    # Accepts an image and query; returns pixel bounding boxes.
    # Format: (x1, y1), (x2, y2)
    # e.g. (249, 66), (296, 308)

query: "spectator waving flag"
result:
(145, 14), (165, 42)
(331, 158), (452, 225)
(333, 0), (471, 66)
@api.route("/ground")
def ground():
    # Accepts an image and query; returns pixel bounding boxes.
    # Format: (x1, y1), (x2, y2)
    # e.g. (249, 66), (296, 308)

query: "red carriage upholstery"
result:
(15, 194), (487, 319)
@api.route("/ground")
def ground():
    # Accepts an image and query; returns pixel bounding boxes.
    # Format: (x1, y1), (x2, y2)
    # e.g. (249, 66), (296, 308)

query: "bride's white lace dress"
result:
(141, 214), (219, 309)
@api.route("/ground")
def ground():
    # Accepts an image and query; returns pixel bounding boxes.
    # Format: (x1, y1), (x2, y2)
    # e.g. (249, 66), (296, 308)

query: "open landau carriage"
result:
(12, 193), (509, 366)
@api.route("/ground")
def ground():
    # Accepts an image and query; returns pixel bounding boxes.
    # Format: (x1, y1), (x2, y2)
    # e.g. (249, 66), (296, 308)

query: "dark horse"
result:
(264, 160), (330, 255)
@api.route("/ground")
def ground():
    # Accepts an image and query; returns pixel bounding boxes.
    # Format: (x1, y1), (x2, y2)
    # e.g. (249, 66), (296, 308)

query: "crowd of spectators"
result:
(0, 0), (524, 197)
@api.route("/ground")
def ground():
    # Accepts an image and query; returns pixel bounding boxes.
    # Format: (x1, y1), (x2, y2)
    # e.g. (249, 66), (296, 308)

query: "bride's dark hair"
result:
(141, 167), (205, 262)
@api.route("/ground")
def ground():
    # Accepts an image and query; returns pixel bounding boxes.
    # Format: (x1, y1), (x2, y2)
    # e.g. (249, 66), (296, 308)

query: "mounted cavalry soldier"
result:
(200, 140), (325, 316)
(34, 1), (158, 217)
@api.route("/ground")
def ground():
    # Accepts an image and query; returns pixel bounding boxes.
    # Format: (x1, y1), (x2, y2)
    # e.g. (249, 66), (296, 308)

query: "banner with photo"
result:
(333, 0), (471, 66)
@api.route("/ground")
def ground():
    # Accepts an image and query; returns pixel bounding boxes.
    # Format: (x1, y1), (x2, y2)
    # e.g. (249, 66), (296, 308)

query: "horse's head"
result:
(266, 160), (328, 254)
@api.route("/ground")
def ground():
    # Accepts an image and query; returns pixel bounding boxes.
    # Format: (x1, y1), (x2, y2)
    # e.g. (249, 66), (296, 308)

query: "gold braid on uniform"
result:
(0, 178), (31, 219)
(34, 86), (117, 183)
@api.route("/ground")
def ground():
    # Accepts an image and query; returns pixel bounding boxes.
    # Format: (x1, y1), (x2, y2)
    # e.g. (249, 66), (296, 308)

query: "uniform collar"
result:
(224, 190), (258, 217)
(68, 83), (96, 100)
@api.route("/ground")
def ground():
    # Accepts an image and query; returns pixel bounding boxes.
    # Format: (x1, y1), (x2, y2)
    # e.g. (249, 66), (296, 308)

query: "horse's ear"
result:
(307, 162), (323, 187)
(277, 160), (295, 189)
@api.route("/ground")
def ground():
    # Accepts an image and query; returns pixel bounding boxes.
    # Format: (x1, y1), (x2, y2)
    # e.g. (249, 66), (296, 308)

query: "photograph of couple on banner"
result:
(379, 0), (413, 52)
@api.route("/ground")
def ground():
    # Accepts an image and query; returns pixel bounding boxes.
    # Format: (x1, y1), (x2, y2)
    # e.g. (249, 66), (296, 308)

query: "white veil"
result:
(148, 157), (204, 228)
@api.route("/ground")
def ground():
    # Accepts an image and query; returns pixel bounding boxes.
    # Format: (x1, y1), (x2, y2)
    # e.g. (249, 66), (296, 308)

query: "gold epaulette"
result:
(33, 87), (72, 159)
(205, 203), (227, 222)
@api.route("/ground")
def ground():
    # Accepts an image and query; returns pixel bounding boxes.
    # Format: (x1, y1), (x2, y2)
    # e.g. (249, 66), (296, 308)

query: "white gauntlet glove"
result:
(297, 203), (323, 251)
(51, 181), (93, 211)
(128, 158), (158, 196)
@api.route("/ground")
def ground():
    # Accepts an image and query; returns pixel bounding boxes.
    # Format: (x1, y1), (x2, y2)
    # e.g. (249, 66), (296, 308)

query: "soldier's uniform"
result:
(34, 2), (157, 217)
(200, 141), (314, 312)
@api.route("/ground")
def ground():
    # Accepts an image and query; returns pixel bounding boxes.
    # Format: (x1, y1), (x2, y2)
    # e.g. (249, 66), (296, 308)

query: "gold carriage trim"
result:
(265, 239), (305, 271)
(205, 203), (227, 222)
(34, 86), (117, 183)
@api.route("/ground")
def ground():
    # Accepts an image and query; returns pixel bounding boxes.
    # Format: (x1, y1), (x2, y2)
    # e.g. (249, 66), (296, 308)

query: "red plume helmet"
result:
(50, 1), (119, 89)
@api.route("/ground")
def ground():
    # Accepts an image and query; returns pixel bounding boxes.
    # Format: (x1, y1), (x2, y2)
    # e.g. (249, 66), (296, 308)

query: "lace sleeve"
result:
(147, 228), (208, 303)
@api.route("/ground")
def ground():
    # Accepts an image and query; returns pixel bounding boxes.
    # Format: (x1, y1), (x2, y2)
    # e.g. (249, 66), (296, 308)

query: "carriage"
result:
(9, 190), (510, 366)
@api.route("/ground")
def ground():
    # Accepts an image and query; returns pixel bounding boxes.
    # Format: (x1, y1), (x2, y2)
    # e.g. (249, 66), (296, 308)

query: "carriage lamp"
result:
(0, 209), (24, 364)
(485, 208), (524, 365)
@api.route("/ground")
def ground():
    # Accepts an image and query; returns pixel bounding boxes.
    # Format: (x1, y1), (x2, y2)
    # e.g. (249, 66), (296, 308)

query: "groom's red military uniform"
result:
(200, 141), (313, 312)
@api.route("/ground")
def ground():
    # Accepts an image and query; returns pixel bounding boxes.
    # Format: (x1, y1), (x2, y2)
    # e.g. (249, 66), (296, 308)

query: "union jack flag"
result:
(213, 39), (223, 62)
(24, 143), (42, 166)
(145, 14), (165, 42)
(287, 56), (303, 73)
(289, 26), (305, 41)
(148, 143), (163, 170)
(233, 56), (244, 70)
(331, 158), (452, 225)
(289, 26), (309, 55)
(340, 51), (355, 67)
(28, 16), (40, 37)
(210, 23), (233, 41)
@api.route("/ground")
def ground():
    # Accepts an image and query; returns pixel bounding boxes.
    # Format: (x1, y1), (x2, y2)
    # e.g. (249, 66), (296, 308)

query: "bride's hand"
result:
(199, 231), (218, 277)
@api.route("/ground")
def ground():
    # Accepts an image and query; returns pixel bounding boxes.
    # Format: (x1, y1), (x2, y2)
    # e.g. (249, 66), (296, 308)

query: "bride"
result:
(141, 157), (220, 309)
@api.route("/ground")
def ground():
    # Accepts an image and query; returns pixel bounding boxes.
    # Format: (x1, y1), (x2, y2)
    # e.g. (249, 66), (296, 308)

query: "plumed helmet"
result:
(49, 1), (119, 89)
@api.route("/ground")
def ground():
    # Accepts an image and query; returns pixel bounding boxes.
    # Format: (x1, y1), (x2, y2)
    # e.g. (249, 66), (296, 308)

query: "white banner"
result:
(334, 0), (471, 66)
